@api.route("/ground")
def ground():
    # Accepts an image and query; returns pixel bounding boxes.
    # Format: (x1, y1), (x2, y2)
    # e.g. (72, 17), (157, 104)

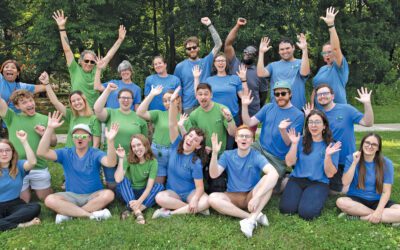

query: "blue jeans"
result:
(151, 142), (171, 177)
(279, 177), (329, 220)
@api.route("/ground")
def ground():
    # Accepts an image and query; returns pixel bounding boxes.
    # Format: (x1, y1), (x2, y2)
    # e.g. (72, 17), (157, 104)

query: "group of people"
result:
(1, 7), (399, 238)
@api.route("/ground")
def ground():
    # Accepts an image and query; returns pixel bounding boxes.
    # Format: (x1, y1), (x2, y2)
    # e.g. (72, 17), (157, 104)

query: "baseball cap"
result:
(71, 124), (92, 135)
(273, 81), (291, 90)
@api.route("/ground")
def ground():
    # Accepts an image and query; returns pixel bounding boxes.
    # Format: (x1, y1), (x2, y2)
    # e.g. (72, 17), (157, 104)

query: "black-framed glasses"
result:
(364, 141), (379, 149)
(186, 46), (198, 51)
(84, 59), (96, 65)
(274, 91), (288, 97)
(317, 92), (331, 97)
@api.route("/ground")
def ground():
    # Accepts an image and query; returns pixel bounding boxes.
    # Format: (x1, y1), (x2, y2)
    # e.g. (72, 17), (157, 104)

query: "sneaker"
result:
(55, 214), (72, 224)
(256, 212), (269, 226)
(152, 208), (171, 219)
(239, 218), (257, 238)
(199, 209), (210, 216)
(338, 212), (360, 220)
(90, 208), (112, 221)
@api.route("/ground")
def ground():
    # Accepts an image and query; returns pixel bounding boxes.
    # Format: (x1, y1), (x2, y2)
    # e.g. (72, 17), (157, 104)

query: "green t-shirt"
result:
(68, 60), (99, 108)
(104, 108), (148, 152)
(124, 158), (158, 189)
(149, 110), (191, 146)
(64, 109), (101, 147)
(189, 102), (228, 154)
(3, 109), (48, 170)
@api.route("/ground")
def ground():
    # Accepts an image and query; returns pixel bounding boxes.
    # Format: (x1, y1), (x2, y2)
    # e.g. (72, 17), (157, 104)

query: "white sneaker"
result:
(152, 208), (171, 219)
(90, 208), (112, 221)
(55, 214), (72, 224)
(256, 212), (269, 226)
(239, 218), (256, 238)
(199, 209), (210, 216)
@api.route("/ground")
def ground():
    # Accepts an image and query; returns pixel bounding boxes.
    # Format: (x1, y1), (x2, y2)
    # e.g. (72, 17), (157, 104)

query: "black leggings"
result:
(0, 198), (41, 231)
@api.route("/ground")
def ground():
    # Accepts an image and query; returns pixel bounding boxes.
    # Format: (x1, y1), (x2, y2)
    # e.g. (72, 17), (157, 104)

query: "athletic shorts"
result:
(56, 191), (102, 207)
(22, 168), (51, 191)
(347, 195), (396, 210)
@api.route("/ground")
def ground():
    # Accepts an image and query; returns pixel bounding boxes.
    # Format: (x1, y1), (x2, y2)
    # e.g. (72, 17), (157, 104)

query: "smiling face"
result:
(307, 114), (325, 138)
(119, 69), (132, 82)
(183, 130), (204, 153)
(235, 128), (254, 151)
(213, 55), (227, 74)
(153, 57), (167, 75)
(70, 93), (86, 112)
(72, 130), (91, 150)
(316, 86), (334, 107)
(80, 53), (96, 73)
(278, 42), (295, 61)
(2, 62), (20, 82)
(130, 138), (146, 160)
(185, 41), (200, 60)
(118, 90), (134, 111)
(15, 97), (36, 116)
(196, 88), (212, 109)
(362, 135), (380, 158)
(0, 142), (13, 166)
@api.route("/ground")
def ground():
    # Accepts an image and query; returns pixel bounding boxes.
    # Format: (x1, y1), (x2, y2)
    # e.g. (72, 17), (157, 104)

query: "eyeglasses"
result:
(0, 148), (12, 154)
(320, 51), (332, 56)
(186, 46), (198, 51)
(215, 59), (226, 63)
(274, 91), (288, 97)
(83, 59), (96, 65)
(72, 134), (90, 140)
(317, 92), (331, 97)
(308, 120), (323, 126)
(119, 97), (133, 100)
(237, 134), (253, 139)
(364, 141), (379, 149)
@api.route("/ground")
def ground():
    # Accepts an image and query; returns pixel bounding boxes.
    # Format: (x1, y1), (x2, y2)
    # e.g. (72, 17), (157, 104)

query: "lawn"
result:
(1, 132), (400, 249)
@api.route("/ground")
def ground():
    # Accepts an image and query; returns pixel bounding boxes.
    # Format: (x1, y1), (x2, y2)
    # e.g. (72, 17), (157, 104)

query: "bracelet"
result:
(227, 118), (233, 123)
(59, 29), (66, 32)
(241, 79), (247, 82)
(327, 24), (335, 29)
(207, 24), (212, 27)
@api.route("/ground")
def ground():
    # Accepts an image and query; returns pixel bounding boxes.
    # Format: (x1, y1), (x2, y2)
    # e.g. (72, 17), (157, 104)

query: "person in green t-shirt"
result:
(137, 85), (190, 184)
(94, 83), (148, 189)
(114, 134), (164, 224)
(0, 89), (58, 203)
(52, 10), (126, 108)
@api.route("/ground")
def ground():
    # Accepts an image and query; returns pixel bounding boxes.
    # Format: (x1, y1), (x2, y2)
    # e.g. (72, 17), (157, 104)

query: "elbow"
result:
(114, 175), (123, 184)
(325, 168), (337, 178)
(30, 158), (37, 166)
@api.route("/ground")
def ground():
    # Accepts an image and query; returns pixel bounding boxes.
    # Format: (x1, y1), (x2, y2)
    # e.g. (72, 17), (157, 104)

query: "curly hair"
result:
(177, 128), (208, 166)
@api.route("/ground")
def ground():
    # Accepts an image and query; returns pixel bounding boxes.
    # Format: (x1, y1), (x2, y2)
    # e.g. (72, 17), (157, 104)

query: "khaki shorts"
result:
(55, 191), (100, 207)
(225, 191), (253, 210)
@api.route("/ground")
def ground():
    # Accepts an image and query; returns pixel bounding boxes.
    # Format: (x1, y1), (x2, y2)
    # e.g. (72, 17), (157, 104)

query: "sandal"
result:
(120, 210), (131, 220)
(134, 211), (146, 224)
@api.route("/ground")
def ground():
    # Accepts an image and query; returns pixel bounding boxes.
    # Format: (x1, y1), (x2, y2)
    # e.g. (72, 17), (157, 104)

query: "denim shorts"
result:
(151, 142), (171, 177)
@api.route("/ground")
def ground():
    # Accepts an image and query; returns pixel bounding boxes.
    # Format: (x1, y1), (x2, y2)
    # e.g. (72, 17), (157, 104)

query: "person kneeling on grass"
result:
(152, 87), (210, 218)
(114, 135), (164, 224)
(208, 126), (279, 238)
(0, 131), (41, 231)
(336, 133), (400, 225)
(37, 112), (119, 224)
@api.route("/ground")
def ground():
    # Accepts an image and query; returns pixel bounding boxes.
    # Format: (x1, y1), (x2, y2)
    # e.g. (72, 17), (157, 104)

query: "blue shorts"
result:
(151, 142), (171, 177)
(103, 166), (116, 184)
(176, 189), (195, 203)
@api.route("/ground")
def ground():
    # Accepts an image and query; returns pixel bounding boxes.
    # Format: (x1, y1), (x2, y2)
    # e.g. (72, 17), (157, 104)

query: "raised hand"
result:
(170, 86), (181, 102)
(279, 118), (292, 130)
(259, 37), (272, 54)
(47, 111), (64, 129)
(355, 87), (372, 104)
(149, 85), (163, 96)
(302, 102), (313, 117)
(296, 33), (308, 51)
(118, 25), (126, 40)
(116, 144), (125, 158)
(106, 82), (118, 92)
(320, 6), (339, 26)
(192, 65), (202, 78)
(16, 130), (28, 143)
(95, 56), (107, 70)
(352, 151), (361, 165)
(39, 71), (49, 85)
(52, 10), (67, 28)
(237, 17), (247, 26)
(105, 123), (119, 141)
(241, 90), (254, 106)
(221, 108), (233, 122)
(288, 128), (300, 144)
(211, 133), (222, 154)
(326, 141), (342, 156)
(236, 64), (247, 81)
(201, 17), (212, 26)
(178, 113), (189, 128)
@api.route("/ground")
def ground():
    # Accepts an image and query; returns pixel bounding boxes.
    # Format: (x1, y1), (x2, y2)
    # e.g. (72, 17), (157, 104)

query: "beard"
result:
(242, 58), (254, 65)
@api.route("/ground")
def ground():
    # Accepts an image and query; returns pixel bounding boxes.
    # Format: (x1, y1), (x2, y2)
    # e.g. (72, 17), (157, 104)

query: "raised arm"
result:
(114, 145), (126, 183)
(224, 18), (247, 61)
(221, 107), (237, 136)
(324, 141), (341, 178)
(93, 83), (118, 122)
(101, 25), (126, 66)
(37, 111), (64, 161)
(209, 133), (224, 179)
(296, 33), (310, 77)
(201, 17), (222, 56)
(168, 87), (181, 143)
(285, 128), (300, 167)
(33, 72), (49, 94)
(0, 96), (8, 117)
(321, 7), (343, 66)
(241, 90), (260, 127)
(356, 87), (374, 127)
(192, 65), (201, 93)
(257, 37), (272, 77)
(40, 72), (67, 116)
(236, 64), (248, 96)
(16, 131), (37, 171)
(136, 85), (163, 121)
(52, 10), (74, 66)
(342, 151), (360, 186)
(101, 123), (119, 167)
(93, 57), (108, 92)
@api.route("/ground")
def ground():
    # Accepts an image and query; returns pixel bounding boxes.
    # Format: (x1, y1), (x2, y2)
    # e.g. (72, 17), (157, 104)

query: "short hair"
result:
(184, 36), (199, 48)
(69, 90), (93, 117)
(127, 134), (155, 164)
(196, 83), (212, 93)
(78, 50), (96, 63)
(1, 60), (21, 82)
(212, 52), (229, 75)
(153, 55), (166, 64)
(117, 60), (133, 73)
(235, 125), (254, 137)
(315, 84), (334, 95)
(279, 37), (295, 47)
(10, 89), (34, 105)
(117, 88), (134, 99)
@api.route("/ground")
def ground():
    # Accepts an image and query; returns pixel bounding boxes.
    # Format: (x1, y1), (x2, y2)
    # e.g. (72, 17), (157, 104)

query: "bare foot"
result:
(18, 217), (41, 228)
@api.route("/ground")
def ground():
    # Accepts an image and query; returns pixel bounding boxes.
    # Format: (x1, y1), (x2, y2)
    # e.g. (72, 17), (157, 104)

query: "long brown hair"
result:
(127, 134), (155, 164)
(357, 133), (385, 194)
(69, 90), (93, 117)
(0, 139), (19, 178)
(303, 110), (333, 154)
(177, 127), (208, 165)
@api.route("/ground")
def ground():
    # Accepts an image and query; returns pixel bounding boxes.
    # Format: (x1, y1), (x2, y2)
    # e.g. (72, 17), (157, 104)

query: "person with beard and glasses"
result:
(257, 34), (310, 110)
(224, 17), (268, 132)
(241, 81), (304, 193)
(174, 17), (222, 114)
(305, 84), (373, 193)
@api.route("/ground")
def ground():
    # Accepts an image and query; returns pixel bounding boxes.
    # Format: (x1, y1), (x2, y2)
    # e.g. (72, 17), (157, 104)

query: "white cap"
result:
(71, 124), (92, 135)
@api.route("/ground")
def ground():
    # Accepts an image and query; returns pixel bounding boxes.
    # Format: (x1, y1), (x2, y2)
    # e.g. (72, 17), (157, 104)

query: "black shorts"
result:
(348, 195), (396, 210)
(329, 164), (344, 192)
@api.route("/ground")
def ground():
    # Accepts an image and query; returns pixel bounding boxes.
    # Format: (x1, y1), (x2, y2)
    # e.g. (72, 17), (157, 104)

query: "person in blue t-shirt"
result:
(94, 60), (141, 111)
(279, 110), (341, 220)
(312, 7), (349, 109)
(0, 131), (40, 231)
(242, 81), (304, 192)
(336, 133), (400, 224)
(144, 56), (181, 111)
(208, 125), (279, 238)
(256, 34), (310, 110)
(309, 84), (373, 193)
(152, 88), (210, 219)
(37, 112), (119, 224)
(174, 17), (222, 114)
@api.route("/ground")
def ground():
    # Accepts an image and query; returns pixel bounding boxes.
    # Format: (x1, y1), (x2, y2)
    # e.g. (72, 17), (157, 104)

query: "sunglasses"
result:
(274, 91), (288, 97)
(186, 46), (198, 51)
(320, 51), (332, 56)
(83, 59), (96, 65)
(72, 134), (90, 140)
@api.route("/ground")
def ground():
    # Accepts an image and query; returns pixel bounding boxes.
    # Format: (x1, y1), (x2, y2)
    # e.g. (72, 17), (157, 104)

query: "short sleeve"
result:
(64, 109), (73, 123)
(217, 152), (228, 170)
(348, 105), (364, 124)
(192, 160), (203, 180)
(171, 136), (182, 150)
(254, 104), (269, 122)
(149, 110), (159, 123)
(3, 108), (15, 126)
(148, 159), (158, 180)
(144, 77), (151, 96)
(17, 160), (28, 177)
(55, 148), (67, 164)
(91, 117), (102, 137)
(68, 59), (79, 75)
(383, 158), (394, 184)
(254, 151), (269, 171)
(134, 86), (142, 104)
(344, 154), (354, 174)
(18, 83), (35, 93)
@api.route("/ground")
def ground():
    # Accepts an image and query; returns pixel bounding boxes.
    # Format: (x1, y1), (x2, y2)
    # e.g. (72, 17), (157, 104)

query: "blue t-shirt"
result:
(266, 59), (308, 110)
(55, 147), (106, 194)
(345, 155), (394, 201)
(255, 103), (304, 160)
(102, 80), (141, 110)
(323, 104), (364, 165)
(205, 75), (243, 117)
(144, 74), (181, 111)
(0, 160), (27, 202)
(218, 149), (268, 192)
(173, 52), (214, 110)
(291, 139), (340, 184)
(313, 57), (349, 109)
(166, 136), (203, 195)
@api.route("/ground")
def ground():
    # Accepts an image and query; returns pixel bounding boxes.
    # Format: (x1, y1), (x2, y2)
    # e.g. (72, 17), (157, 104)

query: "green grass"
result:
(1, 132), (400, 249)
(353, 104), (400, 123)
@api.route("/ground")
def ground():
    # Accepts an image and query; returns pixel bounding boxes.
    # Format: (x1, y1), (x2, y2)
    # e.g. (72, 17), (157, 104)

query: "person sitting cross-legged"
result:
(208, 126), (279, 238)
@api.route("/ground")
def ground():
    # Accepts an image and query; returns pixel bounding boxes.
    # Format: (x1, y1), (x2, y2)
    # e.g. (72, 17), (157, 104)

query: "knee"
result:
(44, 194), (58, 209)
(298, 206), (322, 220)
(208, 193), (220, 207)
(336, 197), (350, 210)
(101, 190), (115, 203)
(28, 202), (42, 215)
(279, 196), (297, 215)
(155, 192), (166, 204)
